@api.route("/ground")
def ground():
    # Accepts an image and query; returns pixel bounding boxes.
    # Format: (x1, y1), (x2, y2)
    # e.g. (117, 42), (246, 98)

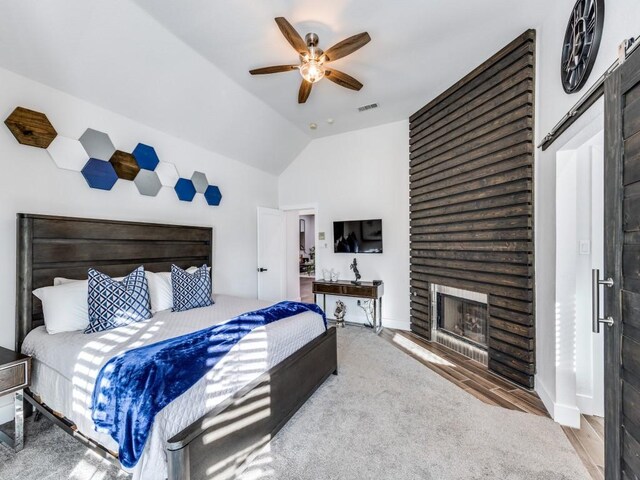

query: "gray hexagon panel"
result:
(191, 171), (208, 194)
(79, 128), (116, 161)
(134, 169), (162, 197)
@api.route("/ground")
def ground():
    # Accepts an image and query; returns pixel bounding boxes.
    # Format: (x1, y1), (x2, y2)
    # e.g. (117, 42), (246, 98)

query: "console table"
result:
(312, 280), (384, 334)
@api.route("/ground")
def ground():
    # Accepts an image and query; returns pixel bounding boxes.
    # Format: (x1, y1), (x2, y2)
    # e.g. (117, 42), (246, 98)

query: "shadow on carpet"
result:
(0, 327), (588, 480)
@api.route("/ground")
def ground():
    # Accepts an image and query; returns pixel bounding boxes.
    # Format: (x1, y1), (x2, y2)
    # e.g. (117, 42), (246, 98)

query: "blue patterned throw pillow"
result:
(84, 266), (152, 334)
(171, 264), (213, 312)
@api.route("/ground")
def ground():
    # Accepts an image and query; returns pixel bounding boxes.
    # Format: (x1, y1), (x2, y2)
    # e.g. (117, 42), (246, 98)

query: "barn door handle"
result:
(592, 269), (614, 333)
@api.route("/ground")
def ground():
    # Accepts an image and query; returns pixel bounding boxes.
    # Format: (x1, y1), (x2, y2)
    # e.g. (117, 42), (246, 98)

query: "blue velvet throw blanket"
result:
(91, 301), (326, 468)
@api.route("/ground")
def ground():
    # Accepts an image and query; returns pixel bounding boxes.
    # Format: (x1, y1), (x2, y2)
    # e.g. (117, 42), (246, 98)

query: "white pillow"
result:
(147, 271), (173, 312)
(50, 266), (210, 315)
(33, 281), (89, 334)
(54, 273), (172, 313)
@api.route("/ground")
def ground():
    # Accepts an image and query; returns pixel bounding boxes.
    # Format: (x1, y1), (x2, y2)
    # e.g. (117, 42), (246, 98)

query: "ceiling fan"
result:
(249, 17), (371, 104)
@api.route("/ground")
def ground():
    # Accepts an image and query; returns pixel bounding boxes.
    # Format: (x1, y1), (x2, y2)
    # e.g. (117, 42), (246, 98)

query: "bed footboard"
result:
(166, 326), (338, 480)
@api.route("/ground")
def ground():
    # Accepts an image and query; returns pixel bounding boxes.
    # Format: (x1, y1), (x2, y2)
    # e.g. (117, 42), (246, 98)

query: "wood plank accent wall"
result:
(408, 30), (536, 388)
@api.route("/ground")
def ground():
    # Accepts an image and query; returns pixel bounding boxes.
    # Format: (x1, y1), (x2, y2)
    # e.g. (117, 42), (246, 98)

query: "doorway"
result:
(554, 100), (605, 477)
(298, 210), (316, 303)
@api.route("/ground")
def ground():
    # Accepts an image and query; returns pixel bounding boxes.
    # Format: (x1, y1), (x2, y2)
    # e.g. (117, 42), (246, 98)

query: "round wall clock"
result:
(561, 0), (605, 94)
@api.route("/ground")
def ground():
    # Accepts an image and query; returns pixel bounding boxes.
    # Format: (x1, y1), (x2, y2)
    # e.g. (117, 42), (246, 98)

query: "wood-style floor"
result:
(380, 328), (549, 416)
(300, 276), (314, 303)
(380, 328), (604, 480)
(562, 415), (605, 479)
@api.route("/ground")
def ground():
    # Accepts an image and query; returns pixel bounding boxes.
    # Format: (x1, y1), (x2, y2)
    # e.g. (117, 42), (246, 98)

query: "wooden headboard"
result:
(16, 214), (213, 350)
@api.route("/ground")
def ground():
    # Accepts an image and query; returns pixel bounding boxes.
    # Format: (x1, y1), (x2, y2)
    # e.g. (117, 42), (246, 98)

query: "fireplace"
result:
(431, 285), (488, 364)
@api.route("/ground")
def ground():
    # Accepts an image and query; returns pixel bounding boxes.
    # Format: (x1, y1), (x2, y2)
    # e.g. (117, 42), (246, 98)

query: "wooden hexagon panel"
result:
(5, 107), (57, 148)
(109, 150), (140, 181)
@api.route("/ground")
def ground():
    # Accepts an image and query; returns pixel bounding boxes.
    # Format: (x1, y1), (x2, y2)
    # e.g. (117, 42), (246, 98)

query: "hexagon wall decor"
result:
(46, 136), (88, 171)
(132, 143), (159, 170)
(79, 128), (116, 161)
(109, 150), (140, 181)
(5, 106), (57, 148)
(204, 185), (222, 206)
(156, 162), (179, 187)
(174, 178), (196, 202)
(4, 105), (224, 208)
(134, 170), (162, 197)
(81, 158), (119, 191)
(191, 171), (208, 194)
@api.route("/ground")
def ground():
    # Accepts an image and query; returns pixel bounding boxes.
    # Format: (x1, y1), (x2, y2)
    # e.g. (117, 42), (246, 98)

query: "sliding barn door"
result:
(604, 45), (640, 479)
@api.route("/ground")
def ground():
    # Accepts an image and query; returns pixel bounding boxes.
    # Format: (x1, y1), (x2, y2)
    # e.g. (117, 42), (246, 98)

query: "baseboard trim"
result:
(554, 402), (581, 428)
(576, 393), (604, 417)
(382, 319), (410, 331)
(536, 379), (581, 427)
(535, 378), (555, 419)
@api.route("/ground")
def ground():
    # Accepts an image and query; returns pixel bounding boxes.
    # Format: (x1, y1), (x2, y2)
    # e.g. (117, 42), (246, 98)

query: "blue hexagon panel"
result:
(204, 185), (222, 206)
(81, 158), (118, 191)
(174, 178), (196, 202)
(132, 143), (159, 171)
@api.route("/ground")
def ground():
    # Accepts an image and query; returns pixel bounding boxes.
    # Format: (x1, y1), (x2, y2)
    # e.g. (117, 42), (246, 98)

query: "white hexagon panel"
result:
(156, 162), (179, 187)
(134, 169), (162, 197)
(46, 136), (89, 171)
(191, 171), (208, 194)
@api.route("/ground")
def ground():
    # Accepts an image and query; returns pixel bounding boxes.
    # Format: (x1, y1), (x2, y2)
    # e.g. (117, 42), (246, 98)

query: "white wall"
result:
(534, 0), (640, 418)
(279, 120), (410, 330)
(0, 66), (278, 419)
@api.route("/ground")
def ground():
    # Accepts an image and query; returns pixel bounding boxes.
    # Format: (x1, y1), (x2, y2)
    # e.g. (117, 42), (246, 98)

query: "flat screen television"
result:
(333, 219), (383, 254)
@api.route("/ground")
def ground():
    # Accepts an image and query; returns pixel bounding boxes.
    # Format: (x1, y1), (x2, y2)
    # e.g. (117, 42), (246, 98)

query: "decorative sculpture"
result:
(334, 300), (346, 328)
(350, 258), (361, 285)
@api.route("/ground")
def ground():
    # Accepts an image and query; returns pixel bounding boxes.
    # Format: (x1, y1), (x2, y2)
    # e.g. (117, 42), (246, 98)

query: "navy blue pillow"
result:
(171, 264), (213, 312)
(84, 266), (152, 334)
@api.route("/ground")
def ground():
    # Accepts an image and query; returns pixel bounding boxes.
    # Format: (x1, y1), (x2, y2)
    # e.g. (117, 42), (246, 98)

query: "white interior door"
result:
(257, 207), (286, 302)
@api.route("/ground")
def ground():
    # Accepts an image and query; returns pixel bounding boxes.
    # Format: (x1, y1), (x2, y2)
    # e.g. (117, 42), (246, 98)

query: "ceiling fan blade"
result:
(325, 69), (363, 91)
(275, 17), (308, 55)
(298, 80), (312, 103)
(249, 65), (298, 75)
(323, 32), (371, 62)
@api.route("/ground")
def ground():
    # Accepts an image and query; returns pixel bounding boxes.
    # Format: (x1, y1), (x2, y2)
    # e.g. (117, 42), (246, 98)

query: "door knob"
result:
(592, 268), (615, 333)
(257, 267), (268, 272)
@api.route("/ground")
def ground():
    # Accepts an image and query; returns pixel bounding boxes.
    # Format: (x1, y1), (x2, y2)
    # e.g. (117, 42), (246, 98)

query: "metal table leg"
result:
(0, 390), (24, 451)
(375, 297), (383, 334)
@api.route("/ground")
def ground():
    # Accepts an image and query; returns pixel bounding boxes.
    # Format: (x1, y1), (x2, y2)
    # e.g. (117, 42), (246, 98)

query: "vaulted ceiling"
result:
(0, 1), (555, 174)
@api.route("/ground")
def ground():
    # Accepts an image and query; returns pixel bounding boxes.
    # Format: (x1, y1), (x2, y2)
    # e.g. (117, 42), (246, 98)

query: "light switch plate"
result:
(579, 240), (591, 255)
(318, 232), (325, 240)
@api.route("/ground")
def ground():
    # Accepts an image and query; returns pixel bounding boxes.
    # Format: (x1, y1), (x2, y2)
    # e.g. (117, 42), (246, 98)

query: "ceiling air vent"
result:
(357, 103), (379, 112)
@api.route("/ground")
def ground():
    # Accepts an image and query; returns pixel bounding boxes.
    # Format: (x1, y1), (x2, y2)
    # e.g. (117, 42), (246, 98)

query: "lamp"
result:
(299, 59), (325, 83)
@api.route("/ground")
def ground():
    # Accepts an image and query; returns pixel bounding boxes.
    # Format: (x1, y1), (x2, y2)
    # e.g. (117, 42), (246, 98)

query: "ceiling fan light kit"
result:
(249, 16), (370, 103)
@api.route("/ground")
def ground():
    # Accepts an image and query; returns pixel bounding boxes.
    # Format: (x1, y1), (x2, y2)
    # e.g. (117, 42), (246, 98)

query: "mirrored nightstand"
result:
(0, 346), (31, 452)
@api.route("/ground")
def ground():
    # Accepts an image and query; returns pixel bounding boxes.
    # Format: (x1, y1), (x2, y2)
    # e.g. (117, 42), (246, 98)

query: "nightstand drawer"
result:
(0, 361), (29, 395)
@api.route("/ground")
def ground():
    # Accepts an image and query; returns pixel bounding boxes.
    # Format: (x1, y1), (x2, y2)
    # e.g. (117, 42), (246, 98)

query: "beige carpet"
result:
(0, 326), (588, 480)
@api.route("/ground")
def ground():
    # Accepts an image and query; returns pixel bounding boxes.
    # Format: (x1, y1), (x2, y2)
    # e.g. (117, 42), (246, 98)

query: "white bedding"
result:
(21, 295), (326, 480)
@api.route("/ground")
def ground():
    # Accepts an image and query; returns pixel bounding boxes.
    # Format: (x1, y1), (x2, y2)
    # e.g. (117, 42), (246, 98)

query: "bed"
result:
(15, 213), (338, 480)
